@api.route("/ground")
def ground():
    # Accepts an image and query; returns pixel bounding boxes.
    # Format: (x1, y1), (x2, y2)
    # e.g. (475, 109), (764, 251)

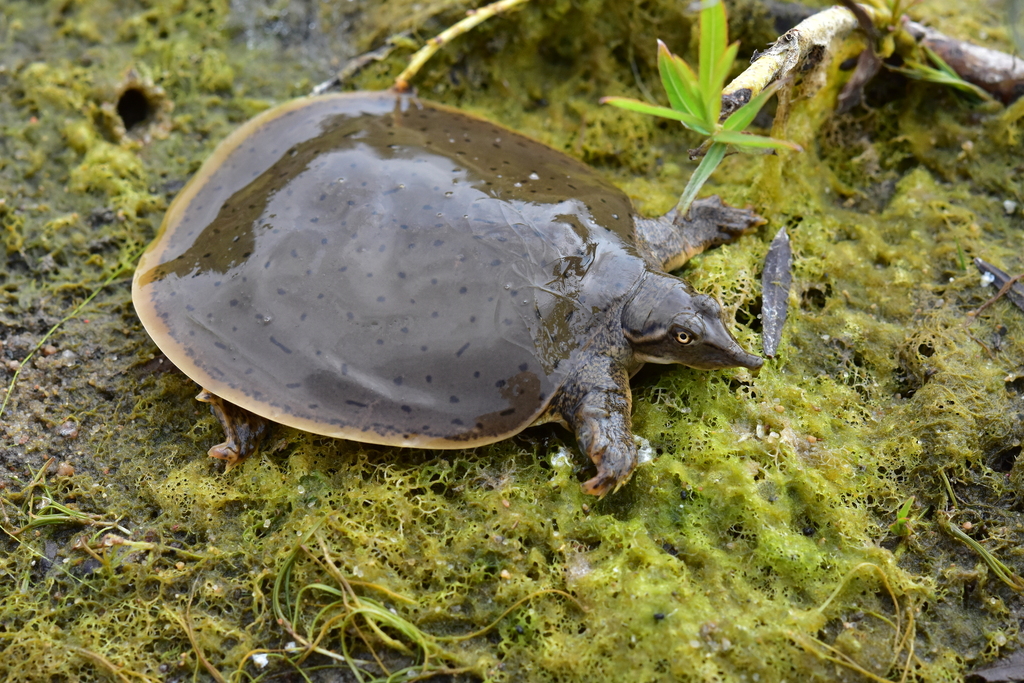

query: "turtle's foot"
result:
(671, 195), (766, 260)
(196, 389), (271, 470)
(555, 361), (638, 497)
(637, 195), (766, 271)
(581, 437), (638, 497)
(573, 401), (638, 497)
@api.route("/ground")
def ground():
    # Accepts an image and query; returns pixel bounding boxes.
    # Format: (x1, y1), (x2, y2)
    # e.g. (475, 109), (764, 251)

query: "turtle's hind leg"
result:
(196, 389), (271, 470)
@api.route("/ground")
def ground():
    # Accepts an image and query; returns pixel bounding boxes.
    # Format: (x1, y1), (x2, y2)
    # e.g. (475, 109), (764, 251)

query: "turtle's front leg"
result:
(634, 195), (765, 272)
(557, 363), (638, 496)
(196, 389), (271, 469)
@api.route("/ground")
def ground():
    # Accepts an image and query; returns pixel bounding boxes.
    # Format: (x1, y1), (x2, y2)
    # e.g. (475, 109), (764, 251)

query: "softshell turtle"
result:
(133, 91), (763, 496)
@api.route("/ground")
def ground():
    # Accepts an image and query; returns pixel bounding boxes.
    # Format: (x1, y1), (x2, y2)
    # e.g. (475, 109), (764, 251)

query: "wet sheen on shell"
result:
(133, 91), (647, 448)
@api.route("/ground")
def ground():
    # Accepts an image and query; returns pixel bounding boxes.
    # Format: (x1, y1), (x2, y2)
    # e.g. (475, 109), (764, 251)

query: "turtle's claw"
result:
(196, 389), (271, 470)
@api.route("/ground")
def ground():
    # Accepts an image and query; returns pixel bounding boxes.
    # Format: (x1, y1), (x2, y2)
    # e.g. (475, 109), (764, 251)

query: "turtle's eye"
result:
(674, 329), (695, 345)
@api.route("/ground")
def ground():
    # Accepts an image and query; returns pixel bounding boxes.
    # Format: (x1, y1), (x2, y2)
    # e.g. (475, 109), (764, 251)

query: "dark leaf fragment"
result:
(835, 0), (882, 113)
(967, 648), (1024, 682)
(836, 48), (882, 113)
(762, 227), (792, 358)
(975, 257), (1024, 313)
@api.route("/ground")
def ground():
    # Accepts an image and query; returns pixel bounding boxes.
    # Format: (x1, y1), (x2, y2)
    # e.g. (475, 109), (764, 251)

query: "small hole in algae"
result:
(991, 445), (1020, 473)
(117, 88), (152, 130)
(801, 285), (830, 311)
(736, 297), (762, 333)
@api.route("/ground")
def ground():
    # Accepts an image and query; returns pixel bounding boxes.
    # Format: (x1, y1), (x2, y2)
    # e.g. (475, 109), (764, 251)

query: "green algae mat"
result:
(1, 1), (1023, 681)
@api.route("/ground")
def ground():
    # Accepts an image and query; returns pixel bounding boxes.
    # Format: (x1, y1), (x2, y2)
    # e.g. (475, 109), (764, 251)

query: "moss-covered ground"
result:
(1, 0), (1023, 680)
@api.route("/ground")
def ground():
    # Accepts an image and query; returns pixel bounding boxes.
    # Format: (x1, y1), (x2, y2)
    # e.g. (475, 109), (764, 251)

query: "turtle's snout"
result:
(689, 291), (762, 371)
(733, 347), (764, 371)
(700, 328), (763, 371)
(683, 310), (763, 371)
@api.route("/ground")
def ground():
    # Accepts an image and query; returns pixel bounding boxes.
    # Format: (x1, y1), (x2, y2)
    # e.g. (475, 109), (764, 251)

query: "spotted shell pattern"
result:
(133, 91), (648, 448)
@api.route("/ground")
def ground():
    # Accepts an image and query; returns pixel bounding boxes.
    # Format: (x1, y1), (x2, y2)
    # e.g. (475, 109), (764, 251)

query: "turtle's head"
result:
(622, 273), (762, 371)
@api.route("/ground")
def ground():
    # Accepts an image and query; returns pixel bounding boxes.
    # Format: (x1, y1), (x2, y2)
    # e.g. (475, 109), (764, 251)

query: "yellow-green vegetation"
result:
(1, 0), (1022, 681)
(603, 0), (800, 215)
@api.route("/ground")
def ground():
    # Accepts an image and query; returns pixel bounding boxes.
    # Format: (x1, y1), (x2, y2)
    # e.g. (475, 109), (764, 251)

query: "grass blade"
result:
(699, 0), (727, 111)
(658, 40), (704, 119)
(601, 96), (713, 135)
(924, 44), (965, 81)
(889, 61), (990, 100)
(888, 45), (988, 101)
(658, 40), (689, 113)
(708, 41), (739, 121)
(675, 141), (727, 216)
(714, 130), (802, 151)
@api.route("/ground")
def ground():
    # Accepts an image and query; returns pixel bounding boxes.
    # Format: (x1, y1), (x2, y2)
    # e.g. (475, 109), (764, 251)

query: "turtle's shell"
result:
(133, 91), (648, 447)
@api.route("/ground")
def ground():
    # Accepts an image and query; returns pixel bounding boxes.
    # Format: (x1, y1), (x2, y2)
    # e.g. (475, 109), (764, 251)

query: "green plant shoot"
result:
(853, 0), (990, 101)
(601, 0), (799, 216)
(889, 496), (916, 537)
(892, 44), (991, 102)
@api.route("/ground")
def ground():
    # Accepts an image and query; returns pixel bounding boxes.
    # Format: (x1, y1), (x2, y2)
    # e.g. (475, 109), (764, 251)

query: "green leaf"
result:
(922, 45), (991, 100)
(890, 62), (990, 100)
(699, 0), (728, 111)
(707, 41), (739, 122)
(658, 40), (688, 113)
(722, 80), (784, 132)
(658, 40), (704, 120)
(600, 96), (714, 135)
(676, 141), (727, 216)
(889, 496), (915, 537)
(888, 45), (990, 101)
(955, 236), (967, 271)
(713, 130), (802, 151)
(923, 44), (961, 80)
